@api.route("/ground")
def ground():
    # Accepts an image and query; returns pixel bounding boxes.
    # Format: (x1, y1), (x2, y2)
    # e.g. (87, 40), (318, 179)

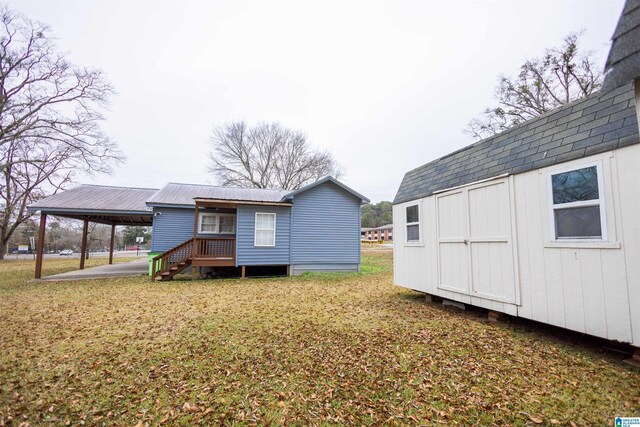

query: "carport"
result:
(27, 185), (158, 279)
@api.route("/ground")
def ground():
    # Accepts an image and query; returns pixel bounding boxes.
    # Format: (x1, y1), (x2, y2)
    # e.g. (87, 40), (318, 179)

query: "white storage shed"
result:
(393, 2), (640, 347)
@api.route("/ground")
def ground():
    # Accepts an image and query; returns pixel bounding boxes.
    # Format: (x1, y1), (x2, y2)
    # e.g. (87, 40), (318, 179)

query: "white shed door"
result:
(436, 190), (470, 294)
(437, 179), (517, 303)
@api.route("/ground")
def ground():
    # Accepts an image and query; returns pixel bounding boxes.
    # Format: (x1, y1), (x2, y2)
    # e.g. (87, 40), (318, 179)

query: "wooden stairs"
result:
(151, 237), (236, 281)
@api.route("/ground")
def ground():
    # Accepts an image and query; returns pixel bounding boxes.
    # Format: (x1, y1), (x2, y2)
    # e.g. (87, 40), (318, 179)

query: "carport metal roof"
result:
(28, 185), (160, 279)
(27, 184), (158, 225)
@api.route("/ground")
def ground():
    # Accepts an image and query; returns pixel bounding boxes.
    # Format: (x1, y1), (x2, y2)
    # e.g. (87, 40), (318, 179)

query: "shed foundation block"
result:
(624, 348), (640, 368)
(442, 299), (465, 310)
(424, 294), (443, 303)
(488, 311), (506, 322)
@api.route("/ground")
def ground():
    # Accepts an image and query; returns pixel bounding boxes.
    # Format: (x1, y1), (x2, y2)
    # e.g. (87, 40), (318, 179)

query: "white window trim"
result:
(405, 203), (422, 245)
(547, 160), (607, 243)
(254, 212), (276, 247)
(198, 212), (236, 235)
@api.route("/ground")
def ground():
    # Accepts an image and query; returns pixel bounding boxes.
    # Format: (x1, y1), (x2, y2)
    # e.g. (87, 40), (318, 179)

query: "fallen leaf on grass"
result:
(182, 402), (199, 413)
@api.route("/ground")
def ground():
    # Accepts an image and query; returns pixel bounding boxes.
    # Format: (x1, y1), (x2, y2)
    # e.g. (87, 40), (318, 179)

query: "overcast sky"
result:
(13, 0), (624, 202)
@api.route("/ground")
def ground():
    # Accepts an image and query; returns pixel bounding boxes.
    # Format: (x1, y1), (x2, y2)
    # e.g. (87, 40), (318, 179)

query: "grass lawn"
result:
(0, 250), (638, 426)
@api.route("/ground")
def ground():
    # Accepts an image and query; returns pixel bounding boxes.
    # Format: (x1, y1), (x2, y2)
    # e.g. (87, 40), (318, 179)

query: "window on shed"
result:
(255, 213), (276, 246)
(406, 204), (420, 243)
(549, 163), (606, 240)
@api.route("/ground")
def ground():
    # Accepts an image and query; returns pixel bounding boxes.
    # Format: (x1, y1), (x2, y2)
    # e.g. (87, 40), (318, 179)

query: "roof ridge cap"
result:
(79, 184), (160, 191)
(166, 182), (287, 191)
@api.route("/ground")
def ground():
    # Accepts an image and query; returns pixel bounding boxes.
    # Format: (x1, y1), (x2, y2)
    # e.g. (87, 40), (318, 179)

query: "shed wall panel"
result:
(393, 198), (438, 295)
(579, 250), (607, 338)
(512, 149), (635, 343)
(617, 141), (640, 345)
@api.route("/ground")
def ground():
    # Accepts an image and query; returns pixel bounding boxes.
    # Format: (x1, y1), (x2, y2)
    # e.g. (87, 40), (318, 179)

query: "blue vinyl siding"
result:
(236, 205), (291, 266)
(291, 264), (359, 275)
(151, 207), (236, 252)
(151, 207), (194, 252)
(290, 181), (361, 271)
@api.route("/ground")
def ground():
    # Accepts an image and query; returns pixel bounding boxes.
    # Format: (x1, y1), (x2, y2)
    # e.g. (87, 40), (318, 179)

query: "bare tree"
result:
(207, 121), (343, 190)
(466, 32), (603, 140)
(0, 7), (123, 259)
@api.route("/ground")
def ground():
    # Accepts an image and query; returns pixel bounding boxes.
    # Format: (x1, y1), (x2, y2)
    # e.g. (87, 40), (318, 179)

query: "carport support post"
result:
(34, 213), (47, 279)
(80, 219), (89, 270)
(108, 224), (116, 265)
(193, 204), (199, 238)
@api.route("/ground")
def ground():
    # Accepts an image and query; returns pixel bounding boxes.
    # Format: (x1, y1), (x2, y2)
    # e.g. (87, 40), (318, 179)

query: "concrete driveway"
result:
(35, 258), (148, 281)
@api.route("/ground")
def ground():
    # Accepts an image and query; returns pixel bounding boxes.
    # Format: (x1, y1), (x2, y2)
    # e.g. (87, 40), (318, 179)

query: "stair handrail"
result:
(151, 236), (237, 281)
(151, 238), (195, 280)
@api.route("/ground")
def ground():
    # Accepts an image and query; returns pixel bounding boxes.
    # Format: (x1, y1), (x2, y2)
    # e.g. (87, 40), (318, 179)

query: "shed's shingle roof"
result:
(602, 0), (640, 92)
(28, 185), (158, 213)
(393, 83), (639, 204)
(146, 183), (290, 206)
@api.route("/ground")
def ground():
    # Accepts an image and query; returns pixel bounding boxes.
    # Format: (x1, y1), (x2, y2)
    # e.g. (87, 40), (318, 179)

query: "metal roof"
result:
(602, 0), (640, 92)
(146, 183), (291, 207)
(394, 82), (639, 204)
(28, 185), (158, 213)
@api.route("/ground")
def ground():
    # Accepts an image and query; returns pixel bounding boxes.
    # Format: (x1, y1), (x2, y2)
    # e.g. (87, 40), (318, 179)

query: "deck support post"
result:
(34, 213), (47, 279)
(241, 265), (246, 279)
(80, 219), (89, 270)
(108, 223), (116, 265)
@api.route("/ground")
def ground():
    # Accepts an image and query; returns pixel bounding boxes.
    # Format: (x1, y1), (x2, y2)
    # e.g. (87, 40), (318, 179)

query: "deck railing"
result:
(152, 237), (236, 279)
(194, 237), (236, 259)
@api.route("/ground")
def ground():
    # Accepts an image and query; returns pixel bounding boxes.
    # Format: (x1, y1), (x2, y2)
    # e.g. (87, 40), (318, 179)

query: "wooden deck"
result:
(152, 237), (236, 280)
(192, 258), (235, 267)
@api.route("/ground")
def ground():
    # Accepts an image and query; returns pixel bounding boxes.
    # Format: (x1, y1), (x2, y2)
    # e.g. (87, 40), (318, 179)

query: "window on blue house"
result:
(255, 213), (276, 246)
(219, 216), (235, 233)
(199, 213), (235, 234)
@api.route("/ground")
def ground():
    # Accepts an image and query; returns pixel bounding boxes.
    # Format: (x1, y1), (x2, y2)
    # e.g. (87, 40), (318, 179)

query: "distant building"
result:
(361, 224), (393, 241)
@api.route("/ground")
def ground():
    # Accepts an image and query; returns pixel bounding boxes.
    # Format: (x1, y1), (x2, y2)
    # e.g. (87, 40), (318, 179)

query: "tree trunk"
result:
(0, 240), (6, 260)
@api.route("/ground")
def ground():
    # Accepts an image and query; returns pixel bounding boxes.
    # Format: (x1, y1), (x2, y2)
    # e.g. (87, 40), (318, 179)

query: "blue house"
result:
(28, 177), (369, 280)
(147, 176), (368, 279)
